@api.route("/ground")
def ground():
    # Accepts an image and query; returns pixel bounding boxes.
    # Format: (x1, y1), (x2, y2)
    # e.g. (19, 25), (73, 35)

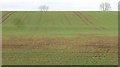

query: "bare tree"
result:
(38, 5), (49, 22)
(100, 2), (111, 11)
(118, 1), (120, 11)
(39, 5), (49, 11)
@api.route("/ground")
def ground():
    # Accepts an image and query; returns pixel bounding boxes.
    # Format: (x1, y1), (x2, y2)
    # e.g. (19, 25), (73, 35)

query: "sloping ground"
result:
(2, 11), (118, 38)
(74, 12), (108, 31)
(2, 11), (118, 65)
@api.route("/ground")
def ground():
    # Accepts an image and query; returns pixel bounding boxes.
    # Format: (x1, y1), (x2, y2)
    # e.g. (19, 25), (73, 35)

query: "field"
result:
(2, 11), (118, 65)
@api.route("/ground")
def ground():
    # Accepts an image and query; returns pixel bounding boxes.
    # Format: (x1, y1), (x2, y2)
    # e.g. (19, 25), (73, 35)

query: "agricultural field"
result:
(2, 11), (118, 65)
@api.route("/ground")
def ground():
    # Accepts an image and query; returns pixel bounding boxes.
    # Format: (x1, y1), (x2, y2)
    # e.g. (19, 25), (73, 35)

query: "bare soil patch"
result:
(3, 36), (118, 52)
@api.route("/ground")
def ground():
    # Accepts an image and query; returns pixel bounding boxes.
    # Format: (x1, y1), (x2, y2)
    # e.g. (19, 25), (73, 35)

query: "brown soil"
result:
(3, 36), (118, 52)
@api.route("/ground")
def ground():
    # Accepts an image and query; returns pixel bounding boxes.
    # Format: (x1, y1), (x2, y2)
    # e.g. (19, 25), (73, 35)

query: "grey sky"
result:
(0, 0), (119, 11)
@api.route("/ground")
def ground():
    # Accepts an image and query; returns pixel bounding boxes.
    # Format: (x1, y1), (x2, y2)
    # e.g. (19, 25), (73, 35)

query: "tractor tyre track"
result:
(0, 12), (15, 24)
(73, 12), (108, 31)
(73, 12), (90, 25)
(79, 12), (108, 31)
(73, 12), (101, 31)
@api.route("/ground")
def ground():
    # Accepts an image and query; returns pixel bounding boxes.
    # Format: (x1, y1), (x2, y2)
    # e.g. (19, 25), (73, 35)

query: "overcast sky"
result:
(0, 0), (119, 11)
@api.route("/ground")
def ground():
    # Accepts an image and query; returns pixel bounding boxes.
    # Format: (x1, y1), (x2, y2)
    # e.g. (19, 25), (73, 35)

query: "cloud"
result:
(0, 0), (119, 11)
